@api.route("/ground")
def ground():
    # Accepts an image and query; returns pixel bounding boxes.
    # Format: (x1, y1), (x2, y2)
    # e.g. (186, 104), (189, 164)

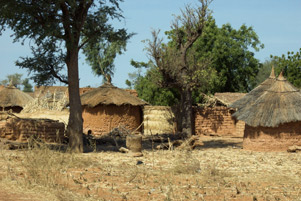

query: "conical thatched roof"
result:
(229, 67), (276, 109)
(0, 85), (34, 108)
(81, 83), (147, 107)
(233, 72), (301, 127)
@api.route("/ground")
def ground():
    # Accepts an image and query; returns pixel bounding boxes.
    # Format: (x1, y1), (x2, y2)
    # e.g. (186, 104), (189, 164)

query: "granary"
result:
(232, 72), (301, 151)
(0, 84), (33, 113)
(81, 82), (147, 136)
(194, 92), (246, 137)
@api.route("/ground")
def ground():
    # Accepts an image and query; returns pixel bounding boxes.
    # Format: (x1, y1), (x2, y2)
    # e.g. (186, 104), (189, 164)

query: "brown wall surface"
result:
(82, 104), (142, 136)
(194, 106), (244, 137)
(0, 117), (65, 143)
(243, 122), (301, 151)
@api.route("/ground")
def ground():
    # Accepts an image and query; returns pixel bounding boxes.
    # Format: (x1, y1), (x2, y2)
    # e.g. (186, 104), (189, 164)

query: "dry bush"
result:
(171, 151), (201, 175)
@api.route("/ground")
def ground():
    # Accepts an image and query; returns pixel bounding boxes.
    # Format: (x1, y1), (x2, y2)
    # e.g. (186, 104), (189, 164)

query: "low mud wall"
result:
(0, 113), (65, 143)
(243, 122), (301, 151)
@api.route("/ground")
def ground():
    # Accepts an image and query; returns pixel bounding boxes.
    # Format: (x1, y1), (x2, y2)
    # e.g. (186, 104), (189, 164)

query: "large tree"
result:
(0, 0), (131, 152)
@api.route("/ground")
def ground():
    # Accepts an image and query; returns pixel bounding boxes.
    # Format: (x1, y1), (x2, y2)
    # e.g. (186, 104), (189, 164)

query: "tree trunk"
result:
(180, 87), (193, 137)
(66, 50), (83, 153)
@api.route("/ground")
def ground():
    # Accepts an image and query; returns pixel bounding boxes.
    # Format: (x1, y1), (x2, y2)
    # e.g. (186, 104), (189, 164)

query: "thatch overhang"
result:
(0, 85), (34, 108)
(233, 72), (301, 127)
(80, 83), (148, 108)
(214, 93), (246, 107)
(229, 67), (276, 109)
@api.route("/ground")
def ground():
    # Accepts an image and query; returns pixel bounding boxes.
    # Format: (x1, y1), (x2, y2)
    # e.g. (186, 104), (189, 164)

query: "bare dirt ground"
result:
(0, 135), (300, 201)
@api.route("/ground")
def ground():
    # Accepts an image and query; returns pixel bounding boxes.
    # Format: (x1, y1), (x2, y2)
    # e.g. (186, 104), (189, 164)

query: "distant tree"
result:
(271, 49), (301, 88)
(22, 78), (33, 92)
(0, 0), (131, 152)
(83, 35), (132, 83)
(0, 73), (23, 88)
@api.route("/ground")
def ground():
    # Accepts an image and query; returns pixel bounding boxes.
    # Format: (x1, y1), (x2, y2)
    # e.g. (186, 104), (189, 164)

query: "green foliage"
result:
(22, 78), (33, 92)
(82, 30), (133, 82)
(134, 67), (180, 106)
(271, 49), (301, 88)
(254, 60), (275, 86)
(191, 17), (263, 92)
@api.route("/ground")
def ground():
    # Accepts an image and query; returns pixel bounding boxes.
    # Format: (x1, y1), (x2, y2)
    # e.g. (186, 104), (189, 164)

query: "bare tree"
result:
(145, 0), (213, 136)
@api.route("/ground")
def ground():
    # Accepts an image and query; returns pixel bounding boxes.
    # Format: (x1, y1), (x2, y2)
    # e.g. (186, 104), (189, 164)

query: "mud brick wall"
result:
(243, 122), (301, 151)
(82, 104), (142, 136)
(0, 117), (65, 143)
(194, 106), (244, 137)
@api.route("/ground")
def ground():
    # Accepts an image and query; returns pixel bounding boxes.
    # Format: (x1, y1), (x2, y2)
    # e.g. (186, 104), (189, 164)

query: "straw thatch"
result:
(0, 85), (33, 109)
(81, 83), (147, 107)
(229, 67), (276, 109)
(143, 106), (176, 135)
(214, 93), (246, 107)
(233, 72), (301, 127)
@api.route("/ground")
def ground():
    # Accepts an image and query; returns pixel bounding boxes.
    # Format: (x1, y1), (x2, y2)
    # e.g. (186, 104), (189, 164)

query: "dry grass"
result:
(0, 136), (300, 200)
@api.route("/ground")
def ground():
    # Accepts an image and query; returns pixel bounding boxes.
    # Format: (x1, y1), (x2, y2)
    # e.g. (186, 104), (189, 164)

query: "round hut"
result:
(0, 84), (33, 113)
(81, 83), (147, 136)
(233, 72), (301, 151)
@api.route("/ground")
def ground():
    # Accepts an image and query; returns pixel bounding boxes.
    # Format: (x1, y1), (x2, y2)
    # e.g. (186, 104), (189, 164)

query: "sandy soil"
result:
(0, 136), (300, 201)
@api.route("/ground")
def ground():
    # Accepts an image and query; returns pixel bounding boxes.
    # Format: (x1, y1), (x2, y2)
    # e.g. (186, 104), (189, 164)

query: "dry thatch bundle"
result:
(233, 72), (301, 127)
(0, 85), (33, 108)
(81, 83), (147, 107)
(229, 67), (276, 109)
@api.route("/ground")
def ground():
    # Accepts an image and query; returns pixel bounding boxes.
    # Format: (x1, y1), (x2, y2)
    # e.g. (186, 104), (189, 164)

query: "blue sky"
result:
(0, 0), (300, 89)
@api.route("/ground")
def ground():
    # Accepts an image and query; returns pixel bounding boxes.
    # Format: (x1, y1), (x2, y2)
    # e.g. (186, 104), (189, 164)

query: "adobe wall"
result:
(0, 116), (65, 143)
(82, 104), (142, 136)
(194, 106), (244, 137)
(243, 122), (301, 151)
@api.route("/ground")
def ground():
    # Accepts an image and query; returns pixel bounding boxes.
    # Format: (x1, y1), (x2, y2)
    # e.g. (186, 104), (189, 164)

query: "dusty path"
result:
(0, 187), (39, 201)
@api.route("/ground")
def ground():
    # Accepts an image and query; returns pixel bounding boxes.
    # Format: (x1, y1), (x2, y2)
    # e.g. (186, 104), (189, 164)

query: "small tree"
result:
(144, 0), (213, 136)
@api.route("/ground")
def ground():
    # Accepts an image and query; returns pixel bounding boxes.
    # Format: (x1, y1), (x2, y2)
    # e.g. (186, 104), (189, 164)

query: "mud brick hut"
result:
(232, 72), (301, 151)
(194, 93), (246, 137)
(0, 84), (33, 113)
(0, 112), (65, 143)
(81, 83), (147, 136)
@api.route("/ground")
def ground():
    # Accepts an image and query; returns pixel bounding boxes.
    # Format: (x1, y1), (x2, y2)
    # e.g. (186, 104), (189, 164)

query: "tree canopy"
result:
(129, 16), (263, 107)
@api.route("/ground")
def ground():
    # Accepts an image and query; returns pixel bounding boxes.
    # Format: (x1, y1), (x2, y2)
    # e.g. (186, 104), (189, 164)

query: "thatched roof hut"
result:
(234, 72), (301, 151)
(0, 85), (33, 113)
(234, 72), (301, 127)
(230, 67), (276, 110)
(81, 83), (147, 136)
